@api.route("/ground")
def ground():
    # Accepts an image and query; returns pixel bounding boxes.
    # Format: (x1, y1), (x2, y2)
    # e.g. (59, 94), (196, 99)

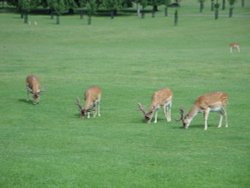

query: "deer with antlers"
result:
(176, 92), (228, 130)
(26, 75), (41, 104)
(76, 86), (102, 119)
(138, 88), (173, 124)
(230, 42), (240, 53)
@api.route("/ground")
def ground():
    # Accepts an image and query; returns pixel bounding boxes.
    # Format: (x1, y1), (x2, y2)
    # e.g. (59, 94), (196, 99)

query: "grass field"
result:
(0, 1), (250, 187)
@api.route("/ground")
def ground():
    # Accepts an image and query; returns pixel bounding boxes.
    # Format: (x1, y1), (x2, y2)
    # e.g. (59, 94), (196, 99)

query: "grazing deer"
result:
(230, 42), (240, 53)
(138, 88), (173, 124)
(26, 75), (41, 104)
(76, 86), (102, 119)
(176, 92), (228, 130)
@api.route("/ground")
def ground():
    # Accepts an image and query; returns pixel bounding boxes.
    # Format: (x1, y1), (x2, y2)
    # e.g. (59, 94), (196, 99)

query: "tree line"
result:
(3, 0), (245, 25)
(4, 0), (178, 24)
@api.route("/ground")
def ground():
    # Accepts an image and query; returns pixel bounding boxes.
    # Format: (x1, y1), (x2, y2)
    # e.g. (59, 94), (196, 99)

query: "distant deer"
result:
(138, 88), (173, 124)
(230, 42), (240, 53)
(176, 92), (228, 130)
(76, 86), (102, 119)
(26, 75), (41, 104)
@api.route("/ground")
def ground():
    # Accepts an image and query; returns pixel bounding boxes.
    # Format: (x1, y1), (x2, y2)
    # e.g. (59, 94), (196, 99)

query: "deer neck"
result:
(185, 105), (199, 122)
(84, 98), (93, 111)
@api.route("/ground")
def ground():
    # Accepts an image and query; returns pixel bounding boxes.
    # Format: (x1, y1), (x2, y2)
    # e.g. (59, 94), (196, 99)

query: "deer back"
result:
(84, 86), (101, 109)
(26, 75), (40, 94)
(195, 92), (228, 110)
(150, 88), (173, 109)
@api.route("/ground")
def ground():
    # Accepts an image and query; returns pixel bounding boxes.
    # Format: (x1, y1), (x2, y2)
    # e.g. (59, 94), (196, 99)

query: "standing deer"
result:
(76, 86), (102, 119)
(176, 92), (228, 130)
(230, 42), (240, 53)
(26, 75), (41, 104)
(138, 88), (173, 124)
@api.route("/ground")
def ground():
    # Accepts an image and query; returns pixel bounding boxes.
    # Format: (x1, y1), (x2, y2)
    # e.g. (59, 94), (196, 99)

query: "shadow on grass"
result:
(74, 113), (81, 119)
(18, 98), (34, 105)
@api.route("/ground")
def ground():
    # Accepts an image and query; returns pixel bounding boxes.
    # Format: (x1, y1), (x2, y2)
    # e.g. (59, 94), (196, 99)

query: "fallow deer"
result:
(177, 92), (228, 130)
(76, 86), (102, 119)
(230, 42), (240, 53)
(138, 88), (173, 124)
(26, 75), (41, 104)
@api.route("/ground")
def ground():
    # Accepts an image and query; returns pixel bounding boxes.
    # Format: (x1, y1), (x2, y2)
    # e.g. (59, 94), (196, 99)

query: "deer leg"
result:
(164, 105), (171, 122)
(26, 89), (30, 101)
(237, 46), (240, 52)
(218, 112), (223, 128)
(26, 86), (32, 101)
(93, 104), (97, 118)
(97, 101), (101, 117)
(223, 107), (228, 128)
(167, 103), (172, 122)
(204, 110), (210, 130)
(154, 110), (158, 123)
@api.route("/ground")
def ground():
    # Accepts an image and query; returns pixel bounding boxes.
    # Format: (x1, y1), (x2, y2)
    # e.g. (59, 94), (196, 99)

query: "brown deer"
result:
(138, 88), (173, 124)
(26, 75), (41, 104)
(76, 86), (102, 119)
(177, 92), (228, 130)
(230, 42), (240, 53)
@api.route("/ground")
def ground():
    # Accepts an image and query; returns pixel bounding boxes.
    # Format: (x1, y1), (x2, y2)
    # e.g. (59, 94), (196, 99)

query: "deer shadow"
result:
(18, 98), (34, 105)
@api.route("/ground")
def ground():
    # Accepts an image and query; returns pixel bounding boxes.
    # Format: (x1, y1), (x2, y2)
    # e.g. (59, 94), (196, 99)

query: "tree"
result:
(222, 0), (226, 10)
(18, 0), (41, 23)
(78, 0), (87, 19)
(211, 0), (214, 11)
(150, 0), (160, 17)
(47, 0), (65, 24)
(228, 0), (236, 18)
(198, 0), (205, 13)
(241, 0), (244, 7)
(164, 0), (170, 16)
(174, 8), (178, 25)
(214, 0), (220, 19)
(86, 0), (96, 25)
(102, 0), (123, 19)
(140, 0), (147, 18)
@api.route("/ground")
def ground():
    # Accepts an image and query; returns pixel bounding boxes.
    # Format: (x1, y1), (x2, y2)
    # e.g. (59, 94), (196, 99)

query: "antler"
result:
(76, 97), (82, 110)
(176, 107), (185, 122)
(138, 103), (146, 115)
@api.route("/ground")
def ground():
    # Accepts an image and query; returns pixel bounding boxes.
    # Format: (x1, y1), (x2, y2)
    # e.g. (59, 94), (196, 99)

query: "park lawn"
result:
(0, 1), (250, 187)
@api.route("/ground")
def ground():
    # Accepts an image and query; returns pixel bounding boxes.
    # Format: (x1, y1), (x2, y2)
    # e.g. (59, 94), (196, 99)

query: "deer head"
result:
(176, 108), (188, 128)
(76, 97), (85, 118)
(138, 103), (154, 123)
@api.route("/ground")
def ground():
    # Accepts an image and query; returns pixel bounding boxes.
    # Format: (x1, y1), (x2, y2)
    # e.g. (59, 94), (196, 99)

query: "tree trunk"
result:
(88, 15), (91, 25)
(215, 8), (219, 19)
(20, 11), (24, 19)
(110, 10), (114, 19)
(229, 7), (233, 18)
(241, 0), (245, 7)
(136, 3), (141, 17)
(164, 7), (168, 16)
(200, 1), (204, 13)
(222, 0), (226, 10)
(152, 9), (155, 17)
(211, 0), (214, 11)
(24, 12), (28, 24)
(174, 9), (178, 26)
(141, 8), (145, 19)
(80, 10), (84, 19)
(214, 2), (220, 20)
(56, 14), (60, 24)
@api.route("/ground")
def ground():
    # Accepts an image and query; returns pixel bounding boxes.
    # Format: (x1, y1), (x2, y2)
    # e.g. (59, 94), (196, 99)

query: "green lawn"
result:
(0, 1), (250, 187)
